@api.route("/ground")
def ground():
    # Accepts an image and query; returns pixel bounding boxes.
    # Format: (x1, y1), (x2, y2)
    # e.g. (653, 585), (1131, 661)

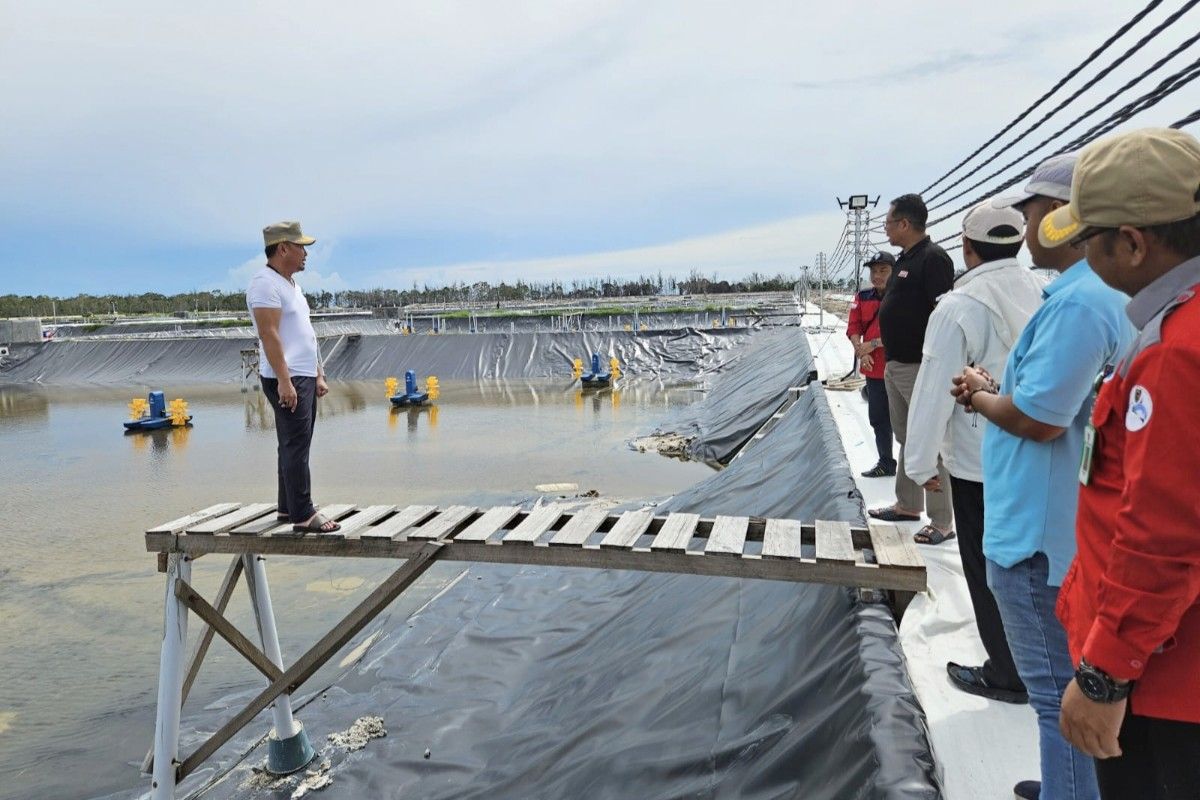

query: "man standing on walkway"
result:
(247, 220), (340, 534)
(847, 251), (896, 478)
(955, 152), (1132, 800)
(869, 194), (956, 543)
(906, 198), (1043, 708)
(1042, 128), (1200, 799)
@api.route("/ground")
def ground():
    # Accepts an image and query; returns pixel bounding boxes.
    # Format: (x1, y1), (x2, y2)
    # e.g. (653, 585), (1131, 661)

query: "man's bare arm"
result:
(252, 307), (291, 384)
(954, 370), (1066, 442)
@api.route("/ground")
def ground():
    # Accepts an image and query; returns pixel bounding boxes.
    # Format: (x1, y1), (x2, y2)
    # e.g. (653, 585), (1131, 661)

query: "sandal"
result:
(946, 662), (1028, 704)
(913, 525), (955, 545)
(868, 506), (921, 522)
(293, 513), (341, 534)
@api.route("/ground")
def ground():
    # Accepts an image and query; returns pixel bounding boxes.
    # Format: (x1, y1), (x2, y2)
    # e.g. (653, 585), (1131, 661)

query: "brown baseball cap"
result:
(263, 221), (317, 247)
(1039, 128), (1200, 248)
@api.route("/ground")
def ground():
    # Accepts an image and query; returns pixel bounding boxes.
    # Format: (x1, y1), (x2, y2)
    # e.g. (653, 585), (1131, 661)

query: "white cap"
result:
(994, 152), (1077, 209)
(962, 197), (1025, 245)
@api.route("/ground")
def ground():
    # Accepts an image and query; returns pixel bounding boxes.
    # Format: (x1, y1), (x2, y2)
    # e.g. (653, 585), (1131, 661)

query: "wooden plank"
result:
(148, 503), (241, 535)
(408, 505), (477, 541)
(146, 528), (928, 592)
(599, 510), (653, 549)
(230, 513), (285, 536)
(815, 519), (856, 563)
(263, 504), (356, 537)
(335, 505), (396, 539)
(650, 513), (699, 552)
(761, 518), (806, 560)
(454, 506), (521, 542)
(548, 506), (610, 547)
(705, 515), (748, 556)
(174, 579), (282, 682)
(187, 503), (276, 535)
(176, 543), (446, 782)
(361, 505), (438, 540)
(868, 521), (923, 569)
(502, 504), (565, 545)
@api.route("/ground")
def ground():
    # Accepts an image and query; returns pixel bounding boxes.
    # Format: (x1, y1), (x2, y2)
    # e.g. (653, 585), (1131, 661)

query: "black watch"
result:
(1075, 658), (1133, 703)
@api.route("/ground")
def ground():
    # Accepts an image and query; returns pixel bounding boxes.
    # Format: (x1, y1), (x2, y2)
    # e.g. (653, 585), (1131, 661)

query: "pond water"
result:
(0, 379), (711, 800)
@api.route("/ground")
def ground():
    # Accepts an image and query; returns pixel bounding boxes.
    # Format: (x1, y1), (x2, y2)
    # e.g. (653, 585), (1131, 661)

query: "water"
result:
(0, 379), (710, 800)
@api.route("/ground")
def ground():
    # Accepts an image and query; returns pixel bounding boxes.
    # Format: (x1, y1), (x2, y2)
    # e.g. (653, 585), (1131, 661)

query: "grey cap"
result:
(995, 153), (1078, 209)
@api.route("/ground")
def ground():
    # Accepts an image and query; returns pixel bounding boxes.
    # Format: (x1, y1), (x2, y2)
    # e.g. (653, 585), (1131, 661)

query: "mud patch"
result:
(631, 433), (693, 460)
(326, 715), (387, 751)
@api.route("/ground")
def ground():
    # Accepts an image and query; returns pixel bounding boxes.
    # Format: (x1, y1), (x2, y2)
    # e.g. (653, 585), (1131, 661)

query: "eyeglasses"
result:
(1069, 227), (1112, 247)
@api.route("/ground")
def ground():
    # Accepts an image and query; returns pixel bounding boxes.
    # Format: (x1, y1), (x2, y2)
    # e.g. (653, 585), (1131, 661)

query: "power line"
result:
(924, 0), (1199, 204)
(921, 0), (1166, 195)
(925, 52), (1200, 228)
(1172, 107), (1200, 127)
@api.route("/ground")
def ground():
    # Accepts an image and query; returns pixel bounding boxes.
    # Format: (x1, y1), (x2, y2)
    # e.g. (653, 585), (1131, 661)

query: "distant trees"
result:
(1, 270), (802, 318)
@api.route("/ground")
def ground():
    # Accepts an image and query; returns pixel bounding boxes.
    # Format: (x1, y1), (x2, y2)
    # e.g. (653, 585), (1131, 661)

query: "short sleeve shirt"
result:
(982, 260), (1134, 585)
(246, 267), (320, 378)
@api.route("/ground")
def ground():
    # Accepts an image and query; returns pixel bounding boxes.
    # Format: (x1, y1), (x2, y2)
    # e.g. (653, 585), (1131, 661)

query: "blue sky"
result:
(0, 1), (1195, 297)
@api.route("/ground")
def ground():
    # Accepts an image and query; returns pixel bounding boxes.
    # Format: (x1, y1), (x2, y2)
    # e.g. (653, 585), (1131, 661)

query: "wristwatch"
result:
(1075, 658), (1133, 703)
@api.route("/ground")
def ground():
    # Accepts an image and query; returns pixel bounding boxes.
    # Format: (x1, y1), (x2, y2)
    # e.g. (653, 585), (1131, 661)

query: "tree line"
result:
(0, 270), (818, 319)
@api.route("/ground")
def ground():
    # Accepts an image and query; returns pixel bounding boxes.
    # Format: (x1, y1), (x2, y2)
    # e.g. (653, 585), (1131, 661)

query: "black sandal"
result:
(913, 525), (955, 545)
(868, 506), (921, 522)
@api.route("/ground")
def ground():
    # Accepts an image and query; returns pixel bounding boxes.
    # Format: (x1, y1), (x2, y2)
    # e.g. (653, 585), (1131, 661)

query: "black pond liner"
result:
(0, 328), (755, 385)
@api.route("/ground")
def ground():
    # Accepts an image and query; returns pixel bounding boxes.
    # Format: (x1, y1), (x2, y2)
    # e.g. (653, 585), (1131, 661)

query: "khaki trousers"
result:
(884, 361), (954, 530)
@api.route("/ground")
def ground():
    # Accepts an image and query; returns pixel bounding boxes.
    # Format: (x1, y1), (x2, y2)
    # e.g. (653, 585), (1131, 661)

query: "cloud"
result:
(367, 210), (851, 288)
(218, 241), (349, 294)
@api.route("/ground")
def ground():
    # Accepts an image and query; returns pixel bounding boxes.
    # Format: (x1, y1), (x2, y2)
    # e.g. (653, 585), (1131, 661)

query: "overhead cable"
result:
(926, 45), (1200, 225)
(924, 0), (1199, 203)
(1171, 107), (1200, 127)
(920, 0), (1166, 195)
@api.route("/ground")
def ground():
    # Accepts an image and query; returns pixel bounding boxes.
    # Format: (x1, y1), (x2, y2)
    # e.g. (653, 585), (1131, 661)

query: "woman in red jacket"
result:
(847, 252), (896, 477)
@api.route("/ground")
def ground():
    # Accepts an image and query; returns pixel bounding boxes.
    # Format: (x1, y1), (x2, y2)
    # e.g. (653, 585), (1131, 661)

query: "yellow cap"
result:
(263, 220), (317, 247)
(1040, 128), (1200, 248)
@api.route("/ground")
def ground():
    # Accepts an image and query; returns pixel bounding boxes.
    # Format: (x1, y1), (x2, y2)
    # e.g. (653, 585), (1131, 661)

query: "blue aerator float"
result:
(124, 391), (192, 432)
(388, 370), (436, 406)
(579, 353), (612, 388)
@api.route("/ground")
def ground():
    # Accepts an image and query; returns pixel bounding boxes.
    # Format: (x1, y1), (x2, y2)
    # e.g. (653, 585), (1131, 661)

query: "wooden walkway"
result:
(146, 501), (925, 592)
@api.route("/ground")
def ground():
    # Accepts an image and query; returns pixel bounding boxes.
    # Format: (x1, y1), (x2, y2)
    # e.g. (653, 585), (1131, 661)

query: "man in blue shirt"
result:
(953, 155), (1134, 800)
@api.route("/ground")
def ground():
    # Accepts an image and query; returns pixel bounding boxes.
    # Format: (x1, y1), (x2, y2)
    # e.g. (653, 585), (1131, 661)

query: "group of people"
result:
(846, 127), (1200, 800)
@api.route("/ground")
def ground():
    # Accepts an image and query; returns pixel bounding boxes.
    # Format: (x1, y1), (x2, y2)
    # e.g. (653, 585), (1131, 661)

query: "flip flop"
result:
(946, 662), (1028, 704)
(293, 513), (341, 533)
(868, 506), (922, 522)
(913, 525), (955, 545)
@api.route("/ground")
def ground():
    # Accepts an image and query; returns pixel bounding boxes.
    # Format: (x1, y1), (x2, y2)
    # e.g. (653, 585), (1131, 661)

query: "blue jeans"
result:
(987, 553), (1099, 800)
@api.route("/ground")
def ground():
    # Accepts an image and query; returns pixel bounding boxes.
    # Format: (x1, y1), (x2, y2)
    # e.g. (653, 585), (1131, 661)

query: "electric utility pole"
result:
(837, 194), (880, 294)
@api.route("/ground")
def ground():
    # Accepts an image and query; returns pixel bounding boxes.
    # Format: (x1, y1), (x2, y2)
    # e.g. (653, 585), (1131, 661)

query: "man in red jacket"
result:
(847, 251), (896, 477)
(1041, 127), (1200, 798)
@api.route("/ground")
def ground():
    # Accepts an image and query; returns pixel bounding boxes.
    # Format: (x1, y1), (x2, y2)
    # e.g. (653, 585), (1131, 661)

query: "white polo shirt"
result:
(246, 266), (320, 379)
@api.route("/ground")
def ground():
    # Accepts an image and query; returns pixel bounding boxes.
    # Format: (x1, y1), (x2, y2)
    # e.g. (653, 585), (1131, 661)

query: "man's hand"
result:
(316, 376), (329, 398)
(860, 353), (874, 371)
(1060, 679), (1125, 759)
(854, 341), (872, 358)
(953, 366), (994, 408)
(922, 476), (941, 492)
(278, 379), (298, 411)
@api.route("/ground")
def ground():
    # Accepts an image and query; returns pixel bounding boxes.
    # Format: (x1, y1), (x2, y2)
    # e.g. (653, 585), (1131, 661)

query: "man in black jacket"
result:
(868, 194), (956, 544)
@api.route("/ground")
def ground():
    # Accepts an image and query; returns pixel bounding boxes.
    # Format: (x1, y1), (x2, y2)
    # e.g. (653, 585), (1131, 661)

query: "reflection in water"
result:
(0, 387), (49, 420)
(125, 426), (191, 457)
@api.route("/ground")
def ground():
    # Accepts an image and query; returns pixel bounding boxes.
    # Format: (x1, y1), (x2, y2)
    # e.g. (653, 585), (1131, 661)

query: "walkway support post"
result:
(151, 553), (191, 800)
(243, 554), (315, 774)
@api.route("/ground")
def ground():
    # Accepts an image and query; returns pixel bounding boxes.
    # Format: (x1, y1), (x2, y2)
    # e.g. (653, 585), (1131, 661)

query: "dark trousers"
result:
(261, 375), (318, 523)
(949, 475), (1024, 691)
(865, 377), (895, 468)
(1096, 708), (1200, 799)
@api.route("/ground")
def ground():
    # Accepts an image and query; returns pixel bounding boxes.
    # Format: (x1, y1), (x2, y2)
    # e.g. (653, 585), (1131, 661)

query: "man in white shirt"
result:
(905, 199), (1044, 703)
(246, 221), (340, 533)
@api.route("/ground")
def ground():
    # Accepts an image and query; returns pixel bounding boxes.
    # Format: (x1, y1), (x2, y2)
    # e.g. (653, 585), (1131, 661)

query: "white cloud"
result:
(217, 241), (349, 294)
(368, 210), (853, 288)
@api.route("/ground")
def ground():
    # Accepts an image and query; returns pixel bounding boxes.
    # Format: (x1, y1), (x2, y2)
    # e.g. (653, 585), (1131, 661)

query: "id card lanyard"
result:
(1079, 366), (1114, 486)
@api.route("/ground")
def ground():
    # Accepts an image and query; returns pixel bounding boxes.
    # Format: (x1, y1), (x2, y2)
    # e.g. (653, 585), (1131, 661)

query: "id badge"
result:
(1079, 423), (1096, 486)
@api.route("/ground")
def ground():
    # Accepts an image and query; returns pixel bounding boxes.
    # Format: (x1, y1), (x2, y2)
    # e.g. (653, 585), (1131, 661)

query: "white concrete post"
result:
(242, 555), (301, 740)
(151, 553), (191, 800)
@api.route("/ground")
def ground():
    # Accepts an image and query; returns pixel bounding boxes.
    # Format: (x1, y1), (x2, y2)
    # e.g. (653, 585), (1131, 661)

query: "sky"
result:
(0, 1), (1195, 297)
